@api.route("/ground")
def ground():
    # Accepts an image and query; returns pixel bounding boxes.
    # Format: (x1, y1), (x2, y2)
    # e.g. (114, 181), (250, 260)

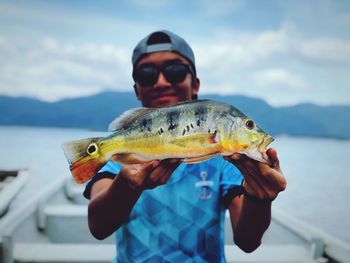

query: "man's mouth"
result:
(152, 93), (177, 101)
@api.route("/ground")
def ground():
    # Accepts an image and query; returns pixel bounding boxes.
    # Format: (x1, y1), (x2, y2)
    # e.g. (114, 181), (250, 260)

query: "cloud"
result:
(192, 23), (296, 95)
(0, 1), (153, 47)
(0, 37), (133, 101)
(195, 22), (350, 73)
(194, 22), (293, 69)
(296, 38), (350, 65)
(252, 68), (307, 90)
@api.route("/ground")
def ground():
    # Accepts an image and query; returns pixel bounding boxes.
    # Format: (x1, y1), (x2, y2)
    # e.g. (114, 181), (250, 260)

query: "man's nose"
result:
(154, 72), (171, 88)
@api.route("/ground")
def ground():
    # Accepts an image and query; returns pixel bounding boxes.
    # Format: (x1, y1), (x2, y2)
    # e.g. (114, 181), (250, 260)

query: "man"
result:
(84, 30), (286, 263)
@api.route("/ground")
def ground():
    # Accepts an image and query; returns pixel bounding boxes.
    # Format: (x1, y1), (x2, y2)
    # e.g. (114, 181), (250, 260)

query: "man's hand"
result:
(120, 159), (181, 190)
(224, 148), (286, 200)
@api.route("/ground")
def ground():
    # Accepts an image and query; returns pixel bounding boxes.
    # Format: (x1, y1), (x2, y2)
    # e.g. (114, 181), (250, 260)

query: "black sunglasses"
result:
(133, 62), (194, 86)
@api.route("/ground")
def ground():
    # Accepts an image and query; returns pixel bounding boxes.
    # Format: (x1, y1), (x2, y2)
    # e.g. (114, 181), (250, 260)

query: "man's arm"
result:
(88, 159), (181, 240)
(228, 195), (272, 252)
(225, 148), (286, 252)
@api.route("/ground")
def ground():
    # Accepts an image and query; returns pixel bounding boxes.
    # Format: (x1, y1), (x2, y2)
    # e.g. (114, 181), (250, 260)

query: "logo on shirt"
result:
(195, 171), (214, 200)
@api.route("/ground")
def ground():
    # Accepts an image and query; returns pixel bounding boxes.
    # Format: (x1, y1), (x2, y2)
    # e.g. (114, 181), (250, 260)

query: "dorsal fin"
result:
(108, 100), (215, 131)
(108, 107), (156, 131)
(170, 99), (211, 107)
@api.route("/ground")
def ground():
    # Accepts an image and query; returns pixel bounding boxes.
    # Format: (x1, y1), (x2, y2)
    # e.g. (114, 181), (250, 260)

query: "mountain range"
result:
(1, 91), (349, 139)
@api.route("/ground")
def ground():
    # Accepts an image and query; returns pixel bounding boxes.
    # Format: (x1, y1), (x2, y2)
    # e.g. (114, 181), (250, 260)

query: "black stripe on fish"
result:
(158, 127), (164, 135)
(139, 118), (153, 133)
(195, 105), (207, 127)
(183, 123), (194, 136)
(167, 111), (180, 131)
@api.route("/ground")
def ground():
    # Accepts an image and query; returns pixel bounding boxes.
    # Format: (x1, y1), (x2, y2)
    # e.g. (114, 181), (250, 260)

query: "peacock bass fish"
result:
(62, 99), (274, 184)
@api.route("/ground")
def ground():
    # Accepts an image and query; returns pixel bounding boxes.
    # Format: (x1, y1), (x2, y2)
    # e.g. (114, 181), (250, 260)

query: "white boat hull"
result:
(0, 174), (349, 263)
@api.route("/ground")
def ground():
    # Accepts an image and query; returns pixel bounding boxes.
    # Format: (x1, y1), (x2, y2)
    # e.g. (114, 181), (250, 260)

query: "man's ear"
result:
(133, 84), (141, 101)
(192, 77), (200, 100)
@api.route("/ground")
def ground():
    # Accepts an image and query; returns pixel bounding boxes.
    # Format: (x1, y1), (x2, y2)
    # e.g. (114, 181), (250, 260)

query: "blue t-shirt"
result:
(87, 158), (243, 263)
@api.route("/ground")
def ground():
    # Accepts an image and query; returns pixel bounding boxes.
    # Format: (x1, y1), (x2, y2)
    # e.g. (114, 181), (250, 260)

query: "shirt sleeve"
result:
(219, 159), (244, 206)
(83, 161), (122, 199)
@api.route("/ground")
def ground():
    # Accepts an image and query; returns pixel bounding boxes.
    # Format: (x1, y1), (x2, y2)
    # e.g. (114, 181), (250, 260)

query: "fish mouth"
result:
(236, 135), (275, 164)
(259, 135), (274, 149)
(243, 135), (274, 164)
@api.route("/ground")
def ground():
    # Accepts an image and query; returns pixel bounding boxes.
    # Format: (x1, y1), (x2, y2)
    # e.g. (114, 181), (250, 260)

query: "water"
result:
(0, 126), (105, 209)
(0, 126), (349, 244)
(272, 136), (350, 244)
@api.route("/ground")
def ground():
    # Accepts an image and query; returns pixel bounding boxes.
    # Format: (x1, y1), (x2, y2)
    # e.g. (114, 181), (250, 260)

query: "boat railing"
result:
(0, 175), (66, 263)
(0, 170), (30, 217)
(271, 208), (350, 263)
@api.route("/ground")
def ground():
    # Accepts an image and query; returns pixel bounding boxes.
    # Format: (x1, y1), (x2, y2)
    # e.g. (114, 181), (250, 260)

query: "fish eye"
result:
(245, 119), (255, 130)
(87, 143), (98, 155)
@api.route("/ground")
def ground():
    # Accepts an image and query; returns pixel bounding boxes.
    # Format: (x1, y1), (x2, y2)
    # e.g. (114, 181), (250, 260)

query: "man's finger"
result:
(266, 148), (280, 169)
(147, 159), (180, 184)
(157, 162), (181, 185)
(243, 174), (268, 199)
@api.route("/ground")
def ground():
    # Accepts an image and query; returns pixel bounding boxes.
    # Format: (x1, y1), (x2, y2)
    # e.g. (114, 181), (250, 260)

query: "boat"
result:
(0, 170), (30, 217)
(0, 171), (349, 263)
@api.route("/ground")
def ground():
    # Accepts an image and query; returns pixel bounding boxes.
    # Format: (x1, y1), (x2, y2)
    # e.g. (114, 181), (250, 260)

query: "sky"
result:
(0, 0), (349, 106)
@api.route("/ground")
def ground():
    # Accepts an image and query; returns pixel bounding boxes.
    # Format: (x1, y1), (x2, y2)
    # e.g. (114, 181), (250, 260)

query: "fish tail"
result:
(69, 156), (105, 184)
(62, 137), (106, 184)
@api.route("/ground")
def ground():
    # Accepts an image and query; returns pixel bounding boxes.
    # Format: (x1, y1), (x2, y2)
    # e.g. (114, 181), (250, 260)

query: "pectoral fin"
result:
(112, 153), (149, 164)
(183, 153), (219, 164)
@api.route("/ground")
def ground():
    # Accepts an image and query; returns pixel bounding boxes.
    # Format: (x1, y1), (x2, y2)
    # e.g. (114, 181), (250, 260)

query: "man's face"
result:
(133, 51), (199, 108)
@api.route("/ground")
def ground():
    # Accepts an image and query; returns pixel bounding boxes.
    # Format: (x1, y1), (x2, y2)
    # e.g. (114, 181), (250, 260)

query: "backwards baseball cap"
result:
(132, 30), (196, 76)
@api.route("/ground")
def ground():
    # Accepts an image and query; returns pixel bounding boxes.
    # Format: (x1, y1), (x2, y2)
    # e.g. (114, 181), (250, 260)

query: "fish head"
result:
(231, 117), (274, 163)
(62, 137), (108, 184)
